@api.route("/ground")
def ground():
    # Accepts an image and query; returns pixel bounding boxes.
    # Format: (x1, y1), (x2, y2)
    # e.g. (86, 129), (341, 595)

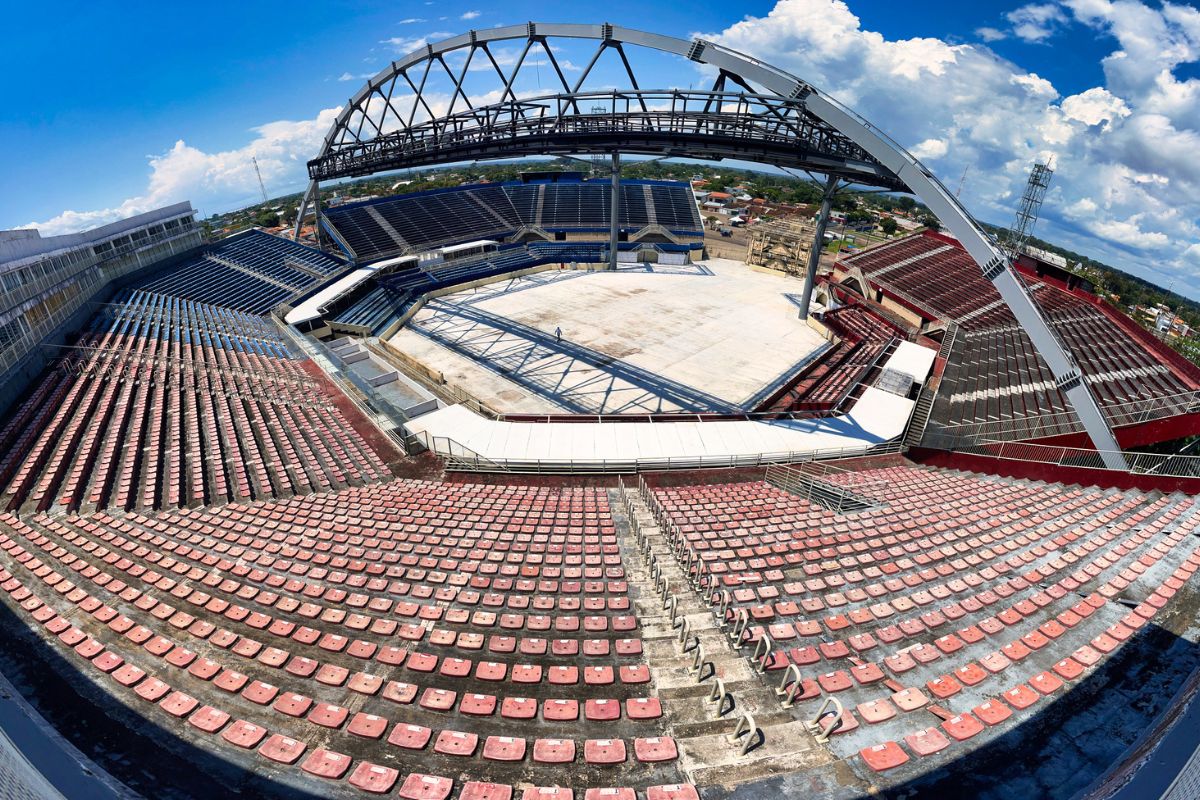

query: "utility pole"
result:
(252, 157), (269, 204)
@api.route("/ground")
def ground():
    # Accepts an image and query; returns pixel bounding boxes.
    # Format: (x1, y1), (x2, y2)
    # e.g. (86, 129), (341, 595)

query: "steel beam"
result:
(797, 175), (839, 321)
(609, 153), (621, 271)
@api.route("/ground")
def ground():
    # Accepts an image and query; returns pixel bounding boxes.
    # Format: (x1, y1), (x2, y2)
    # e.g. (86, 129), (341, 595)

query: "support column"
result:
(796, 174), (839, 320)
(294, 179), (319, 242)
(609, 152), (621, 271)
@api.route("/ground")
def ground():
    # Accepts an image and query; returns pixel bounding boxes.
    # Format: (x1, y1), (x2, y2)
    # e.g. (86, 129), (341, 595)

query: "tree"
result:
(880, 217), (899, 236)
(897, 196), (918, 212)
(918, 214), (941, 231)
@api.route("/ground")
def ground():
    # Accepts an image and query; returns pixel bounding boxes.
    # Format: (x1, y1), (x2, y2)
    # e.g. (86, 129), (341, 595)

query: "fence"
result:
(409, 437), (905, 475)
(929, 389), (1200, 444)
(948, 440), (1200, 478)
(764, 460), (888, 513)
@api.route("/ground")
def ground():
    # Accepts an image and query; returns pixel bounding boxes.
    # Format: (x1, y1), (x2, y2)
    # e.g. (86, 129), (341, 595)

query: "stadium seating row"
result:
(131, 229), (345, 315)
(323, 180), (703, 263)
(0, 477), (696, 797)
(840, 233), (1197, 428)
(0, 291), (389, 513)
(757, 304), (900, 413)
(646, 465), (1199, 777)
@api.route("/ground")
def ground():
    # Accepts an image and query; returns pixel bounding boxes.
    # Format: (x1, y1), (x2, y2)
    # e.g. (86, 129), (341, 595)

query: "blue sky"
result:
(4, 1), (1200, 299)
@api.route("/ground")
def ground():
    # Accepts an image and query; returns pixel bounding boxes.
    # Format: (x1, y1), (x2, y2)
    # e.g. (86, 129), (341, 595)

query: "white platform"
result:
(883, 340), (938, 383)
(406, 386), (915, 469)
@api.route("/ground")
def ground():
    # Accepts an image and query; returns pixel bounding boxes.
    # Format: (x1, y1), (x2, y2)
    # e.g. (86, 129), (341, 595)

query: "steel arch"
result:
(300, 22), (1124, 466)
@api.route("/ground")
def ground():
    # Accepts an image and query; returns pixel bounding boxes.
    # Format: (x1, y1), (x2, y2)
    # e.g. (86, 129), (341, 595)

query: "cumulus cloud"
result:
(976, 27), (1007, 42)
(461, 11), (481, 21)
(27, 108), (341, 235)
(1007, 3), (1070, 43)
(701, 0), (1200, 297)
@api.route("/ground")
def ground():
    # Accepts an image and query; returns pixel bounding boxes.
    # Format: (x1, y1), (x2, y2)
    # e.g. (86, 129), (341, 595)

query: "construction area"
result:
(384, 260), (828, 415)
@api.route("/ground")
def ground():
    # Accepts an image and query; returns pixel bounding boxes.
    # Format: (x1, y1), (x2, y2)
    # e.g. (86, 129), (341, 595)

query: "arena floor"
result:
(385, 258), (827, 414)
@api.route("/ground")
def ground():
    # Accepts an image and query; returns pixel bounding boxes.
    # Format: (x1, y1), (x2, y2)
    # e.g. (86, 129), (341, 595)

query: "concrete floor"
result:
(385, 259), (826, 415)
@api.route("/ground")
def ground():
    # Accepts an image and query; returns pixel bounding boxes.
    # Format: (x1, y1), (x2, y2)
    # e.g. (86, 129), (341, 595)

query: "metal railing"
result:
(931, 389), (1200, 444)
(421, 438), (904, 475)
(948, 440), (1200, 478)
(765, 460), (888, 513)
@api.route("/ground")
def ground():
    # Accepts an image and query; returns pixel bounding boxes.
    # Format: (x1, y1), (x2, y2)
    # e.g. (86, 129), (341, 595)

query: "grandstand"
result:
(833, 232), (1200, 445)
(1, 19), (1199, 800)
(130, 228), (347, 315)
(321, 177), (704, 263)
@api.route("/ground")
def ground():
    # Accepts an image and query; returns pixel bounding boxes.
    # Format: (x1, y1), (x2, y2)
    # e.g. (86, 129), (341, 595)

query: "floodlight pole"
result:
(609, 152), (621, 271)
(797, 174), (840, 320)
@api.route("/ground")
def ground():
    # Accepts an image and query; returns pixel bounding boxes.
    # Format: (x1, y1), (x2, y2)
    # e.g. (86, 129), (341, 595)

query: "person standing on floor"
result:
(555, 326), (562, 343)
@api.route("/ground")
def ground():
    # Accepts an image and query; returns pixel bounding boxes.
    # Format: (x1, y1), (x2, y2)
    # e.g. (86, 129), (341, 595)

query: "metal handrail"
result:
(932, 389), (1200, 443)
(429, 439), (903, 475)
(946, 439), (1200, 478)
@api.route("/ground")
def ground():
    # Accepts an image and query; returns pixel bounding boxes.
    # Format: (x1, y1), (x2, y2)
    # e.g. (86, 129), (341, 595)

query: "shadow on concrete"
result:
(410, 299), (736, 414)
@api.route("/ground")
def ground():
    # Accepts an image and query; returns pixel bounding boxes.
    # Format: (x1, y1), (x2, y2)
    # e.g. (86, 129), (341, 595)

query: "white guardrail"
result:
(402, 429), (904, 474)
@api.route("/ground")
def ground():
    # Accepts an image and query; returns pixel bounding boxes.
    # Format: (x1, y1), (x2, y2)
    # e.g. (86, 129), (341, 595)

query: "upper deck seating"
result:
(0, 291), (390, 513)
(841, 234), (1198, 429)
(131, 230), (345, 315)
(323, 180), (703, 263)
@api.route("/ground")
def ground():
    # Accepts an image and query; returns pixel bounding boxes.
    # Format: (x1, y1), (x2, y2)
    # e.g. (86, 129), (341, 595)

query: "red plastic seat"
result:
(626, 697), (663, 719)
(349, 762), (399, 794)
(259, 734), (307, 764)
(272, 692), (312, 718)
(543, 698), (579, 721)
(501, 696), (537, 719)
(860, 741), (910, 772)
(461, 693), (498, 716)
(942, 713), (984, 741)
(585, 699), (621, 721)
(434, 730), (478, 756)
(974, 699), (1013, 726)
(483, 735), (527, 762)
(221, 720), (267, 749)
(397, 772), (453, 800)
(646, 785), (700, 800)
(348, 712), (389, 739)
(461, 782), (514, 800)
(533, 738), (576, 763)
(584, 739), (627, 765)
(387, 723), (432, 751)
(904, 727), (950, 757)
(633, 737), (678, 763)
(187, 705), (230, 733)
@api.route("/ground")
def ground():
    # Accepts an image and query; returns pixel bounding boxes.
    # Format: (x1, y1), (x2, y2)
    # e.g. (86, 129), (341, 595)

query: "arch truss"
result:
(299, 22), (1125, 468)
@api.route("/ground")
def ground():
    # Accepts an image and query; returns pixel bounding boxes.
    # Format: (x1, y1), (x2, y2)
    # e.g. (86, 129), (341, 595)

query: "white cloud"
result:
(911, 138), (949, 160)
(381, 32), (454, 54)
(977, 27), (1007, 42)
(27, 108), (341, 234)
(1061, 86), (1131, 128)
(461, 10), (481, 20)
(399, 17), (424, 24)
(338, 71), (376, 82)
(701, 0), (1200, 297)
(1006, 3), (1069, 43)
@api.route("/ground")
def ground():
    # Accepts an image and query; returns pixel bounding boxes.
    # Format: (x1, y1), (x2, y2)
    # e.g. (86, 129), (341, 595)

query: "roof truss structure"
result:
(296, 22), (1125, 468)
